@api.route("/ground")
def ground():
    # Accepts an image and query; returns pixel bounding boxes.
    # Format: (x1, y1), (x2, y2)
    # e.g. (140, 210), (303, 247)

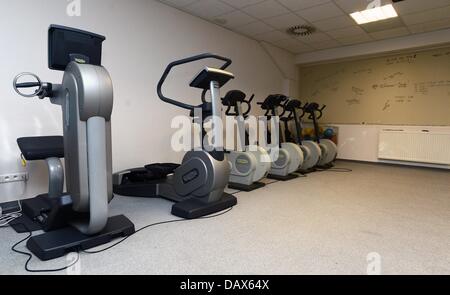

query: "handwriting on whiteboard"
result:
(432, 51), (450, 58)
(415, 80), (450, 95)
(372, 82), (409, 90)
(353, 68), (372, 75)
(352, 86), (364, 95)
(346, 98), (361, 106)
(386, 54), (417, 65)
(384, 72), (403, 80)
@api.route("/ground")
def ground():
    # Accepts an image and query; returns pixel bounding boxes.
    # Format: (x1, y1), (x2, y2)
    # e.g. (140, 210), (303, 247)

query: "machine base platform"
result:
(317, 163), (335, 170)
(26, 215), (135, 261)
(267, 173), (299, 181)
(227, 181), (265, 192)
(172, 193), (237, 219)
(297, 168), (317, 175)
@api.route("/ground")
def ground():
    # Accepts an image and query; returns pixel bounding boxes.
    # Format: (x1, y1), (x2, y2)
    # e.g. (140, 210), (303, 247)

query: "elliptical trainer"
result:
(258, 94), (303, 181)
(221, 90), (270, 191)
(281, 98), (321, 172)
(113, 54), (237, 219)
(303, 103), (337, 168)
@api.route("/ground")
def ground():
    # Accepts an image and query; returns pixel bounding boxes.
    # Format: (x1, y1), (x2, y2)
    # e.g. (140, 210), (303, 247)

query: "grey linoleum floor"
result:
(1, 161), (449, 275)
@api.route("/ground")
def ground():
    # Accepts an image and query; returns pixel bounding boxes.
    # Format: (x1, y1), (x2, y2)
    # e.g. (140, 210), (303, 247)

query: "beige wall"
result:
(298, 47), (450, 126)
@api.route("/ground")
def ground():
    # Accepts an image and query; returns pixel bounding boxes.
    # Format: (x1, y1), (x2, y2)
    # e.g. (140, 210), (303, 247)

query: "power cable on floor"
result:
(10, 223), (80, 273)
(10, 206), (234, 273)
(83, 207), (234, 254)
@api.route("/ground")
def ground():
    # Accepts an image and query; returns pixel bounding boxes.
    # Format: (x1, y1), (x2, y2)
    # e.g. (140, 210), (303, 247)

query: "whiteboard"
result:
(298, 47), (450, 126)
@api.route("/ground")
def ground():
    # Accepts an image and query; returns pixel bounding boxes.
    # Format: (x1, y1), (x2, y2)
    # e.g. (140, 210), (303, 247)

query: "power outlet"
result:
(0, 172), (29, 184)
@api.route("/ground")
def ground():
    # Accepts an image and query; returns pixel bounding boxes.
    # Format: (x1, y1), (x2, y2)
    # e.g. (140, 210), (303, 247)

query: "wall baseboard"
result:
(336, 159), (450, 171)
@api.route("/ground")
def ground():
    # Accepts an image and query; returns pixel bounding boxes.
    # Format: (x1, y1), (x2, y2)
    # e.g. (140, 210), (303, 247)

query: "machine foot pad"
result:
(171, 194), (237, 219)
(26, 215), (135, 261)
(267, 173), (299, 181)
(228, 182), (265, 192)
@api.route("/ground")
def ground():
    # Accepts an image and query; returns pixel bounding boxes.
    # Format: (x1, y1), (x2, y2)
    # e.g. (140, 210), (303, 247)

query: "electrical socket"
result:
(0, 172), (28, 184)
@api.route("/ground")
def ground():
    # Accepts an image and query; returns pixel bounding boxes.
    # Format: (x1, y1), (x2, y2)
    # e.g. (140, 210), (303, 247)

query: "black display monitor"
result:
(48, 24), (105, 71)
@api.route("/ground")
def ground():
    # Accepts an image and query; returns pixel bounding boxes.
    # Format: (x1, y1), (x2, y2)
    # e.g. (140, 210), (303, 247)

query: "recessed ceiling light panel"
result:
(350, 4), (398, 25)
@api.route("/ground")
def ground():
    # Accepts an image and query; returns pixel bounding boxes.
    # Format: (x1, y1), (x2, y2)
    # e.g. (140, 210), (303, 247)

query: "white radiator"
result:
(378, 129), (450, 165)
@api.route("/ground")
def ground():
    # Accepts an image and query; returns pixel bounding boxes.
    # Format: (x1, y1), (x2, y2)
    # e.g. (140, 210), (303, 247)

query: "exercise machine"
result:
(281, 98), (321, 172)
(258, 94), (303, 181)
(221, 90), (270, 191)
(303, 103), (337, 168)
(3, 25), (135, 261)
(113, 54), (237, 219)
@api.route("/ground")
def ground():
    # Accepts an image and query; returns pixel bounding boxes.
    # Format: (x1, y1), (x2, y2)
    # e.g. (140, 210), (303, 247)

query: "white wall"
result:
(260, 42), (299, 97)
(0, 0), (297, 202)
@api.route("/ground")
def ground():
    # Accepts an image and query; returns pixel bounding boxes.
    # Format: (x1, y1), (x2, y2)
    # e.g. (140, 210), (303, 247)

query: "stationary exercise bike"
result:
(303, 103), (337, 168)
(281, 98), (321, 172)
(258, 94), (303, 181)
(221, 90), (270, 191)
(2, 25), (135, 261)
(113, 54), (237, 219)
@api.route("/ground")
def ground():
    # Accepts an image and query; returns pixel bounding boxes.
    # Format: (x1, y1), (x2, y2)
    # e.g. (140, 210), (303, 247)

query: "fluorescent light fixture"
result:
(350, 4), (398, 25)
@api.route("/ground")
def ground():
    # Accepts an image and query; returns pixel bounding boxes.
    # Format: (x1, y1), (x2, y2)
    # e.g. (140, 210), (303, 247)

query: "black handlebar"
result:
(16, 82), (42, 88)
(280, 98), (307, 120)
(232, 94), (254, 117)
(157, 53), (232, 111)
(258, 94), (287, 117)
(303, 102), (326, 120)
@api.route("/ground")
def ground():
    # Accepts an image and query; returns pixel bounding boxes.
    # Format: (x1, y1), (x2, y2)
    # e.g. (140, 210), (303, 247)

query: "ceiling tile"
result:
(312, 15), (356, 31)
(220, 0), (266, 9)
(394, 0), (450, 16)
(275, 38), (314, 54)
(296, 2), (344, 23)
(183, 0), (235, 19)
(255, 30), (290, 42)
(401, 6), (450, 26)
(335, 34), (373, 45)
(277, 0), (331, 12)
(159, 0), (199, 8)
(308, 39), (341, 50)
(369, 27), (411, 40)
(233, 21), (275, 36)
(213, 10), (257, 28)
(327, 25), (366, 38)
(242, 0), (290, 19)
(407, 18), (450, 34)
(263, 13), (308, 30)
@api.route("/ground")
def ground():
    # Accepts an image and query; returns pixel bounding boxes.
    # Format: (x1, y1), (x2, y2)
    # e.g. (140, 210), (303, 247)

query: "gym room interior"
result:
(0, 0), (449, 276)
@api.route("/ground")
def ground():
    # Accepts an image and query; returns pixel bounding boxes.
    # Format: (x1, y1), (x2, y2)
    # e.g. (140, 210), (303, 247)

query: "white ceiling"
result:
(158, 0), (450, 54)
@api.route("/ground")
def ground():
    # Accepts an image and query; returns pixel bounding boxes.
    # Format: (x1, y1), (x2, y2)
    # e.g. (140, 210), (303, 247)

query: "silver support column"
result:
(209, 80), (222, 150)
(45, 157), (64, 199)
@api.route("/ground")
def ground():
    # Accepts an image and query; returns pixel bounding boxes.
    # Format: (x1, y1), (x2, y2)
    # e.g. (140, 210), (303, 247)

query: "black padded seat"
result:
(17, 136), (64, 161)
